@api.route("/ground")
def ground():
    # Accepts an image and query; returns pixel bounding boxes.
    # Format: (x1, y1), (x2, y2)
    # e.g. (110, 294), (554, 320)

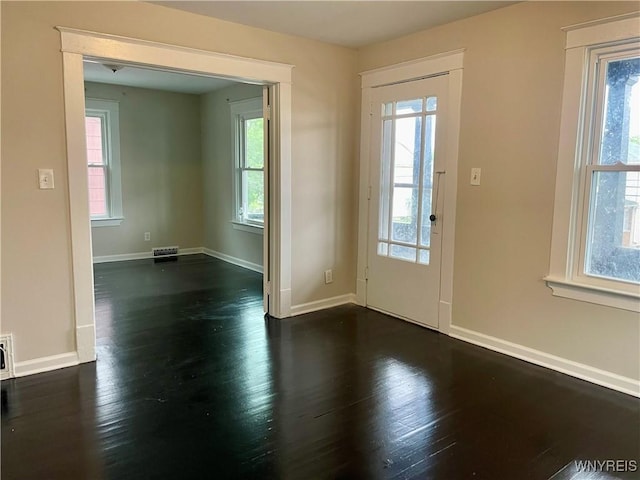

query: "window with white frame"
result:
(85, 99), (123, 226)
(546, 14), (640, 311)
(231, 98), (264, 229)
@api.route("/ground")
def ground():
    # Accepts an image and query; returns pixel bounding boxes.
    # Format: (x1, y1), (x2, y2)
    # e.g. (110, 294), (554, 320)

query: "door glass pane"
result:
(377, 96), (438, 264)
(244, 118), (264, 168)
(390, 244), (416, 262)
(420, 114), (437, 247)
(585, 171), (640, 283)
(396, 98), (423, 115)
(392, 187), (417, 243)
(85, 116), (104, 165)
(379, 119), (393, 241)
(394, 116), (422, 184)
(426, 96), (437, 112)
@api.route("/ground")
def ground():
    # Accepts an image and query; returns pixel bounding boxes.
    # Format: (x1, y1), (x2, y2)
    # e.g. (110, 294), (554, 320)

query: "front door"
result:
(366, 75), (449, 329)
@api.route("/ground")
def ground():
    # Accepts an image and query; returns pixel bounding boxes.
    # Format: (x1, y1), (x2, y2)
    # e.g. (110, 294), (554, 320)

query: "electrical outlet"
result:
(324, 269), (333, 284)
(144, 232), (151, 241)
(38, 169), (55, 189)
(470, 168), (481, 186)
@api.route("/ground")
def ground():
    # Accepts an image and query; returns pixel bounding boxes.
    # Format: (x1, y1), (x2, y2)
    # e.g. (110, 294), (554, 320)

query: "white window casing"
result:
(545, 13), (640, 312)
(85, 98), (123, 227)
(230, 97), (264, 234)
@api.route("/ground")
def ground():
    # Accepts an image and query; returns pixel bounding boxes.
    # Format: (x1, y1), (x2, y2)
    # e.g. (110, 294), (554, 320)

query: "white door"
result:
(366, 75), (449, 328)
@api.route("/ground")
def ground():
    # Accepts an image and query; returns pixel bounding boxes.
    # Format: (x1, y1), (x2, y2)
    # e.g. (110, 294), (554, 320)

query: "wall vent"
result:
(152, 246), (179, 257)
(0, 334), (15, 380)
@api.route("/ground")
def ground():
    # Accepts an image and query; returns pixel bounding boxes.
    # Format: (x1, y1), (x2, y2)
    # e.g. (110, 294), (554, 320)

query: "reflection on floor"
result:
(2, 254), (639, 479)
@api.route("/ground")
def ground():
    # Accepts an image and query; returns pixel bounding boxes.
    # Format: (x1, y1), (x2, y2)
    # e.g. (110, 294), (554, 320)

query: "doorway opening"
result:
(83, 62), (269, 352)
(59, 27), (293, 363)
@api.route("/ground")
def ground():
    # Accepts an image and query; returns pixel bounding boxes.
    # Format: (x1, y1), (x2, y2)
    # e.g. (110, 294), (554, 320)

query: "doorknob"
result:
(429, 214), (437, 222)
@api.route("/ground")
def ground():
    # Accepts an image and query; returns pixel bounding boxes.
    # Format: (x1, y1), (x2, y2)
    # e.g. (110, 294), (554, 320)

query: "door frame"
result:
(58, 27), (293, 363)
(356, 50), (464, 334)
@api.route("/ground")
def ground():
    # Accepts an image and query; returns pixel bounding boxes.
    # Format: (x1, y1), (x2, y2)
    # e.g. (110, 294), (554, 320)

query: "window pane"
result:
(378, 242), (388, 255)
(426, 96), (437, 112)
(392, 186), (417, 244)
(396, 98), (422, 115)
(390, 244), (416, 262)
(394, 116), (422, 185)
(382, 103), (393, 116)
(88, 166), (107, 217)
(85, 116), (104, 165)
(585, 170), (640, 283)
(243, 170), (264, 223)
(245, 118), (264, 169)
(598, 56), (640, 165)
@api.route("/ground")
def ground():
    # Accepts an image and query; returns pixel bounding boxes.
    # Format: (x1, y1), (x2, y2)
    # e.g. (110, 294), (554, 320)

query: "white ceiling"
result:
(155, 1), (516, 48)
(83, 61), (236, 94)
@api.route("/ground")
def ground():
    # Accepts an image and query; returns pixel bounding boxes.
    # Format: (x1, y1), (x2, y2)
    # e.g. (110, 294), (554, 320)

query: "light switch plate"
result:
(470, 168), (481, 186)
(38, 169), (55, 189)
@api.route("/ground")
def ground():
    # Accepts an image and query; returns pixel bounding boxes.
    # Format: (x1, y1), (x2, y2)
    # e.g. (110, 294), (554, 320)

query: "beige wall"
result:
(2, 0), (636, 384)
(359, 1), (640, 380)
(1, 1), (358, 363)
(85, 82), (203, 257)
(201, 83), (264, 266)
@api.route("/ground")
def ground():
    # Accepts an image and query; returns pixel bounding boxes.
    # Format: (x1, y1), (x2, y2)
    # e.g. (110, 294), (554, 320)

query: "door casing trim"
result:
(356, 50), (464, 334)
(58, 27), (293, 363)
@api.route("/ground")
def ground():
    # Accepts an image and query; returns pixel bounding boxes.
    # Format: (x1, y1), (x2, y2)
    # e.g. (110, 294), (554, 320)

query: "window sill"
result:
(231, 221), (263, 235)
(91, 217), (124, 227)
(544, 276), (640, 312)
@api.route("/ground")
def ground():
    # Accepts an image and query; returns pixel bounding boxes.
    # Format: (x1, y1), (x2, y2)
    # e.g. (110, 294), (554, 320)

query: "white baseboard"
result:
(14, 352), (80, 378)
(202, 248), (263, 274)
(290, 294), (357, 316)
(449, 325), (640, 398)
(93, 247), (203, 263)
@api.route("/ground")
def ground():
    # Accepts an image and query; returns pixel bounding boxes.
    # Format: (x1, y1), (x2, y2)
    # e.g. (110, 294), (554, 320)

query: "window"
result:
(546, 14), (640, 311)
(231, 98), (264, 232)
(85, 99), (122, 227)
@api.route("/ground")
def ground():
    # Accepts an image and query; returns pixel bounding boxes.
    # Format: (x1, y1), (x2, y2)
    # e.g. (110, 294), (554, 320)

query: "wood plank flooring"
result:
(2, 254), (638, 479)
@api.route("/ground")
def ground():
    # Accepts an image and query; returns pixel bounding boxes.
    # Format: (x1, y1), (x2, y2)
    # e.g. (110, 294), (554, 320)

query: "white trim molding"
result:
(93, 247), (203, 264)
(57, 27), (294, 84)
(14, 352), (80, 378)
(545, 276), (640, 312)
(450, 325), (640, 398)
(91, 217), (124, 227)
(357, 50), (463, 334)
(202, 248), (263, 274)
(290, 294), (356, 317)
(563, 12), (640, 49)
(59, 27), (293, 366)
(231, 221), (264, 235)
(359, 49), (465, 88)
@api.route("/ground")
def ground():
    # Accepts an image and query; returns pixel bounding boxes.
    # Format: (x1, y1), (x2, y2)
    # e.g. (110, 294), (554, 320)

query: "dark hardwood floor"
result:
(2, 254), (638, 479)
